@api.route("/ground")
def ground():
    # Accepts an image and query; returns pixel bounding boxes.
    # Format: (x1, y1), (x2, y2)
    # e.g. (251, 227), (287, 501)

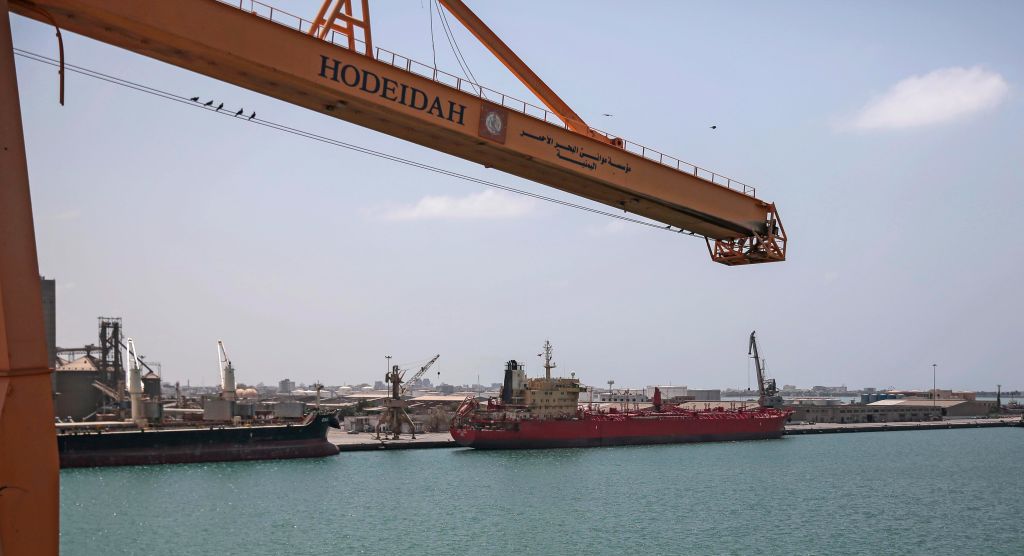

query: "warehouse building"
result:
(789, 398), (996, 424)
(867, 398), (996, 418)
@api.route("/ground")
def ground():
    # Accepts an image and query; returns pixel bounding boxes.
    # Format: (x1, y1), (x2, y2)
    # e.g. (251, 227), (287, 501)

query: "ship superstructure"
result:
(497, 341), (587, 419)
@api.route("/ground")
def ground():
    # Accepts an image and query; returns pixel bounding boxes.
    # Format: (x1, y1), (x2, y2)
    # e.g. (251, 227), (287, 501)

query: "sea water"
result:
(60, 427), (1023, 555)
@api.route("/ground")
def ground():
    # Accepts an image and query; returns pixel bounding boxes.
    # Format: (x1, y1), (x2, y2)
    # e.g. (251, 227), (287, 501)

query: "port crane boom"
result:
(125, 337), (146, 427)
(9, 0), (787, 265)
(400, 354), (440, 397)
(217, 340), (236, 400)
(748, 331), (782, 408)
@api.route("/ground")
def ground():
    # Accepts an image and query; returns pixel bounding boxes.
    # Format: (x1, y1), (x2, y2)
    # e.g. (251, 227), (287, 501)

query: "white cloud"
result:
(380, 190), (536, 221)
(846, 66), (1008, 131)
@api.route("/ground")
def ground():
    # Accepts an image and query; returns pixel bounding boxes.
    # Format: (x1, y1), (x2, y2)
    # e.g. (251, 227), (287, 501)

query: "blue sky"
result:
(10, 1), (1023, 390)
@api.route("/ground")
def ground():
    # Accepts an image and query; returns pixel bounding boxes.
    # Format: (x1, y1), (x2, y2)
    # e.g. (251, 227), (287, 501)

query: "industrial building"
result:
(789, 404), (942, 424)
(53, 355), (104, 420)
(643, 386), (721, 402)
(52, 317), (164, 421)
(788, 398), (996, 424)
(867, 398), (996, 418)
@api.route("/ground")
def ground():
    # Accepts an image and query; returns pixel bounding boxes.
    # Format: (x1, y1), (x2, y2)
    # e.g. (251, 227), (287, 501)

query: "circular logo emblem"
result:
(485, 111), (504, 135)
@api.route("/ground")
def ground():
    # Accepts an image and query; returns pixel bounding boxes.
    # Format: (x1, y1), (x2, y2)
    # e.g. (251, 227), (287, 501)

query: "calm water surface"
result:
(61, 428), (1023, 555)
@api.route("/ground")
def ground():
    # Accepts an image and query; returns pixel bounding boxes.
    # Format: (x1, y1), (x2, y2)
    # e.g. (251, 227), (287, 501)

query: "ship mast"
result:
(542, 340), (556, 380)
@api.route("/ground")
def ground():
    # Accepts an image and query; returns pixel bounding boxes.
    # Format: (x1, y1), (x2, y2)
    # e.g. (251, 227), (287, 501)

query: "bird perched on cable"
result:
(190, 96), (199, 102)
(235, 108), (244, 117)
(216, 102), (224, 111)
(709, 125), (717, 130)
(204, 100), (214, 107)
(248, 111), (256, 121)
(603, 113), (613, 117)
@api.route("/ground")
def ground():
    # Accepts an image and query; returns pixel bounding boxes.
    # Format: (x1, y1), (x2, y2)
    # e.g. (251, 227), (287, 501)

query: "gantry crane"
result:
(376, 354), (439, 440)
(10, 0), (787, 266)
(1, 1), (790, 550)
(748, 331), (783, 409)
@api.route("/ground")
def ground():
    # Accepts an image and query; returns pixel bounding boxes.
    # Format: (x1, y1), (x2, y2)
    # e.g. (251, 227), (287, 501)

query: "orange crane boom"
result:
(1, 1), (791, 549)
(433, 0), (590, 135)
(10, 0), (787, 265)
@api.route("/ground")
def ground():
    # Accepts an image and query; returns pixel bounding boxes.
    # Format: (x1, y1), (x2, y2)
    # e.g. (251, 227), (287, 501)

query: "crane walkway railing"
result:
(217, 0), (757, 198)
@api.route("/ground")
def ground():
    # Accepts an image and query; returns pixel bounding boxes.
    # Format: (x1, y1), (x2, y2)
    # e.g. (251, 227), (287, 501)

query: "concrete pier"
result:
(784, 417), (1021, 435)
(328, 430), (455, 451)
(327, 418), (1022, 451)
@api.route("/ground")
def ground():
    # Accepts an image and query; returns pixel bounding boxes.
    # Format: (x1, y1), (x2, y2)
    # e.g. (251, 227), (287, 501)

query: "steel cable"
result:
(13, 48), (701, 237)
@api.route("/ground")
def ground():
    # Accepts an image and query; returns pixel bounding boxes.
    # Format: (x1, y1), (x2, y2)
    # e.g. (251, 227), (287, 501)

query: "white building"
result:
(645, 385), (689, 399)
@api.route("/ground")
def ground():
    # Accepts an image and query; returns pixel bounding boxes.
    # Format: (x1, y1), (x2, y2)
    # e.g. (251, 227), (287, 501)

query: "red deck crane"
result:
(1, 1), (789, 551)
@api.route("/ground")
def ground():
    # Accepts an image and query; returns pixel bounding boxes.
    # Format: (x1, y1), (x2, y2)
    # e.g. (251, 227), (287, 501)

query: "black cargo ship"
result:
(58, 411), (341, 468)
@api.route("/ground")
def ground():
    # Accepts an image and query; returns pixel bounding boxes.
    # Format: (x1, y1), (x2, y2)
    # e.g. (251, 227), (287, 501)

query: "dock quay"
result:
(784, 417), (1021, 435)
(326, 418), (1022, 451)
(328, 430), (456, 451)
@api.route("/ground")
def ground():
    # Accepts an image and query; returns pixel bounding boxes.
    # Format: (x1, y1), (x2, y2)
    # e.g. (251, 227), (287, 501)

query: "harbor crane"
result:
(217, 340), (237, 401)
(125, 338), (146, 428)
(376, 354), (439, 440)
(2, 0), (791, 550)
(749, 331), (783, 409)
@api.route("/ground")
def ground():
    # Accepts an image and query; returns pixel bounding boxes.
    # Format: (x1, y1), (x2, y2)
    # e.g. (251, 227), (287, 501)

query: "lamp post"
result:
(386, 354), (392, 380)
(932, 363), (937, 408)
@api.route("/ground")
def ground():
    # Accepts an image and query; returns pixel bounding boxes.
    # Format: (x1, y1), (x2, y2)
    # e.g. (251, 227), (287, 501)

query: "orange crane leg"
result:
(0, 1), (60, 553)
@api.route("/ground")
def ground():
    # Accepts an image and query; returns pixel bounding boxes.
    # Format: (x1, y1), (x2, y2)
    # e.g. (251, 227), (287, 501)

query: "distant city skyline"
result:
(12, 1), (1023, 391)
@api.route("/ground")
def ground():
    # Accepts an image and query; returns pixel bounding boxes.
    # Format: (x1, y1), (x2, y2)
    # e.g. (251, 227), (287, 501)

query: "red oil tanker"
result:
(451, 338), (791, 449)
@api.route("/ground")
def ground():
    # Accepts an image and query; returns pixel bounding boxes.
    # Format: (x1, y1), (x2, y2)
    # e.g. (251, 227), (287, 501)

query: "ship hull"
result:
(58, 413), (340, 468)
(451, 410), (789, 450)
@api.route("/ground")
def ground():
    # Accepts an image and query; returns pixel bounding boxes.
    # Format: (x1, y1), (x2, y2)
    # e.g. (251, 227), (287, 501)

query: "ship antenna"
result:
(543, 340), (556, 379)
